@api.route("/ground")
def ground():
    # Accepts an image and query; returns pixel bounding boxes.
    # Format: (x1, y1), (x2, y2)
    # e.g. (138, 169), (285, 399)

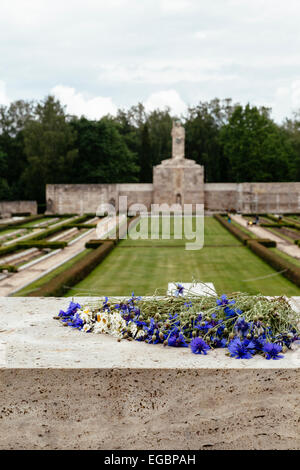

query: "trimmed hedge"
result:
(0, 215), (90, 257)
(0, 240), (67, 256)
(86, 239), (118, 248)
(0, 214), (42, 232)
(64, 224), (97, 229)
(86, 215), (139, 247)
(266, 214), (300, 230)
(0, 264), (18, 273)
(27, 241), (114, 297)
(11, 212), (31, 217)
(0, 244), (22, 257)
(248, 238), (277, 248)
(17, 241), (67, 249)
(31, 214), (90, 241)
(214, 215), (276, 247)
(247, 240), (300, 287)
(213, 214), (250, 245)
(261, 223), (294, 228)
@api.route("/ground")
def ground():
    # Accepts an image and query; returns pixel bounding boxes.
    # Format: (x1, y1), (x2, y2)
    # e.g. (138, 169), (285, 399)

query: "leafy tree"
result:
(185, 99), (236, 182)
(70, 117), (139, 184)
(140, 122), (152, 182)
(282, 115), (300, 180)
(21, 96), (78, 202)
(0, 100), (34, 199)
(0, 177), (11, 200)
(220, 104), (292, 182)
(147, 109), (172, 165)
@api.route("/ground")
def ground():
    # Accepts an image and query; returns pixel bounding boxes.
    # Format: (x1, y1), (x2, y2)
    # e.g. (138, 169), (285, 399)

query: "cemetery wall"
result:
(47, 182), (300, 214)
(0, 200), (37, 217)
(204, 182), (300, 213)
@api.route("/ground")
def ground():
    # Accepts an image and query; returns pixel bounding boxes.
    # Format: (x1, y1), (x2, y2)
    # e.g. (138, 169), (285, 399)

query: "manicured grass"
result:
(65, 217), (300, 297)
(18, 217), (50, 228)
(14, 249), (93, 296)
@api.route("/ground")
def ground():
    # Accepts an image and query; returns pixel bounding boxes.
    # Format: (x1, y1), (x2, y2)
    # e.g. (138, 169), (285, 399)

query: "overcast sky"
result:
(1, 0), (300, 122)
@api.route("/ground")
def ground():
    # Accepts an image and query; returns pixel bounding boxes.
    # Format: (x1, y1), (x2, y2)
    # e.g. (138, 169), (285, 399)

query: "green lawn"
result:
(65, 217), (300, 297)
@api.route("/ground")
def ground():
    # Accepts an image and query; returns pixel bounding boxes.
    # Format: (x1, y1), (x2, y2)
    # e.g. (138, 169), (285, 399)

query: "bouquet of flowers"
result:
(56, 284), (300, 360)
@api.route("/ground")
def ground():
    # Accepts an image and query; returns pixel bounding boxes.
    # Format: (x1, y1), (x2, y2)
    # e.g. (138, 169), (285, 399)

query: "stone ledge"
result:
(1, 297), (300, 369)
(0, 297), (299, 450)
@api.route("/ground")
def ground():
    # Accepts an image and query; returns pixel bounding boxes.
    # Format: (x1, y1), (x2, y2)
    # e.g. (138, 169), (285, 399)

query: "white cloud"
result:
(98, 60), (237, 85)
(291, 81), (300, 109)
(51, 85), (117, 119)
(144, 90), (187, 115)
(0, 81), (9, 106)
(271, 81), (300, 122)
(161, 0), (191, 12)
(1, 0), (300, 122)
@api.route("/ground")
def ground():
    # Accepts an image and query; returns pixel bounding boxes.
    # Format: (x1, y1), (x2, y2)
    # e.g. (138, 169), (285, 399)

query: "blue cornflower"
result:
(235, 317), (252, 337)
(279, 333), (295, 349)
(69, 313), (84, 329)
(216, 294), (235, 307)
(190, 337), (210, 355)
(175, 284), (184, 296)
(168, 325), (180, 337)
(216, 323), (225, 337)
(143, 318), (156, 338)
(184, 301), (192, 309)
(59, 301), (81, 318)
(228, 337), (255, 359)
(128, 293), (142, 304)
(252, 335), (266, 351)
(168, 313), (180, 327)
(168, 333), (188, 347)
(263, 342), (284, 360)
(194, 313), (203, 324)
(210, 336), (227, 348)
(134, 318), (147, 327)
(224, 307), (238, 319)
(196, 320), (214, 334)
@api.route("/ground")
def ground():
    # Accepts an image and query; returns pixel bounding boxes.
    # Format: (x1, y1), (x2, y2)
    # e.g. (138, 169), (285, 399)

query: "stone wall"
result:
(0, 200), (37, 218)
(46, 184), (119, 214)
(47, 182), (300, 215)
(204, 182), (300, 213)
(119, 183), (154, 211)
(46, 183), (154, 214)
(204, 183), (239, 212)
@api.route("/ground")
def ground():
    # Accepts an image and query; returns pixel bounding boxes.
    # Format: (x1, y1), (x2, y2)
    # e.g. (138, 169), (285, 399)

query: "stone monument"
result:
(153, 120), (204, 210)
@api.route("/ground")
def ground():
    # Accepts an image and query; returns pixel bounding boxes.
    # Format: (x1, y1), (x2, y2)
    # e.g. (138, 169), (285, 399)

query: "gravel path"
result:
(231, 214), (300, 260)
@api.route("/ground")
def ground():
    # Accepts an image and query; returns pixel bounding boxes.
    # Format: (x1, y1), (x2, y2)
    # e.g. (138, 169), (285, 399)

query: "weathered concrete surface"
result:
(47, 181), (300, 215)
(0, 297), (299, 450)
(0, 201), (37, 218)
(46, 183), (154, 214)
(204, 182), (300, 213)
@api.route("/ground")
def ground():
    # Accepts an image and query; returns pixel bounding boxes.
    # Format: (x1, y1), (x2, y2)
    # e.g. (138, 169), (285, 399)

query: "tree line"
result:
(1, 95), (300, 206)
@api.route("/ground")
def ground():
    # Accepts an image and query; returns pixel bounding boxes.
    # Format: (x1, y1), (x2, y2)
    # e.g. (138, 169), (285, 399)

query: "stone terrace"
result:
(0, 297), (299, 450)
